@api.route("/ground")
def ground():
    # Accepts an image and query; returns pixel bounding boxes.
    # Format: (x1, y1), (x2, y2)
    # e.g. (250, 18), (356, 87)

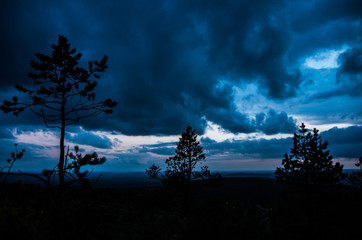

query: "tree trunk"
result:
(59, 120), (65, 187)
(188, 156), (192, 182)
(59, 90), (66, 189)
(57, 88), (66, 216)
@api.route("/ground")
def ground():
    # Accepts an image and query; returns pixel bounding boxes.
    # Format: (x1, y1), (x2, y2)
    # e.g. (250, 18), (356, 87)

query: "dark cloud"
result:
(289, 0), (362, 33)
(139, 142), (176, 156)
(140, 146), (175, 156)
(256, 109), (297, 135)
(308, 88), (345, 101)
(338, 48), (362, 75)
(321, 126), (362, 158)
(200, 137), (216, 145)
(0, 128), (14, 139)
(202, 138), (292, 159)
(322, 126), (362, 145)
(205, 108), (297, 135)
(310, 47), (362, 100)
(0, 0), (361, 135)
(0, 1), (65, 90)
(205, 107), (256, 134)
(66, 127), (113, 149)
(179, 0), (303, 99)
(336, 47), (362, 96)
(286, 0), (362, 62)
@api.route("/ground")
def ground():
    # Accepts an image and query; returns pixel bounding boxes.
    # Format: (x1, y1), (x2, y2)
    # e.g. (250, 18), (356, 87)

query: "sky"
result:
(0, 0), (361, 172)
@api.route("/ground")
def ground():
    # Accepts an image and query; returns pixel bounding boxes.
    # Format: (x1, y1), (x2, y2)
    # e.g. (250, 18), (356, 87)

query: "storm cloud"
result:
(66, 127), (113, 149)
(256, 109), (297, 135)
(201, 137), (292, 159)
(321, 126), (362, 158)
(308, 47), (362, 100)
(0, 0), (361, 137)
(337, 47), (362, 96)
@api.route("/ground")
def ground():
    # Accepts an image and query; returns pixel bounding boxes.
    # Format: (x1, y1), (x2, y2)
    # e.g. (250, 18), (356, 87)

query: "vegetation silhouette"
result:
(64, 145), (106, 188)
(0, 144), (53, 186)
(275, 123), (345, 191)
(146, 125), (221, 190)
(0, 143), (105, 190)
(40, 145), (106, 189)
(0, 124), (361, 239)
(0, 35), (116, 189)
(348, 156), (362, 189)
(272, 123), (360, 239)
(0, 144), (25, 183)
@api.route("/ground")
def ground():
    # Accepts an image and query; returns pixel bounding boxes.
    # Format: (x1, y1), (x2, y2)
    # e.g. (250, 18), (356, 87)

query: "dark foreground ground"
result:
(1, 177), (361, 240)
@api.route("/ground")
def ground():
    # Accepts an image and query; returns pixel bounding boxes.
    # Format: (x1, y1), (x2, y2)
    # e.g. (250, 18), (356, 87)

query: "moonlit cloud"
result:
(14, 128), (58, 147)
(304, 48), (347, 69)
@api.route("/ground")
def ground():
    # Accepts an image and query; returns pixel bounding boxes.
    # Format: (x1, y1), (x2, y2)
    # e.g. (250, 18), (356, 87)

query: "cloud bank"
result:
(0, 0), (360, 136)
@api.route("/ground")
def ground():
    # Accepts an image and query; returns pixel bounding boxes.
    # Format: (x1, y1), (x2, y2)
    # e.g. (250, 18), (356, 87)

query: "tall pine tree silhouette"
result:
(146, 125), (214, 188)
(1, 35), (117, 188)
(165, 125), (205, 183)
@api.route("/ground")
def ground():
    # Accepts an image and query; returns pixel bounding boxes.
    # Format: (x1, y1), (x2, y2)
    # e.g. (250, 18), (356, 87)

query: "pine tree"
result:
(65, 145), (106, 188)
(1, 35), (117, 188)
(275, 123), (345, 190)
(347, 157), (362, 189)
(146, 125), (221, 188)
(165, 125), (205, 182)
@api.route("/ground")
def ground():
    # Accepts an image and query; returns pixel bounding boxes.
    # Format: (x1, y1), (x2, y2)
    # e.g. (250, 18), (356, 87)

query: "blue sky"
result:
(0, 0), (361, 172)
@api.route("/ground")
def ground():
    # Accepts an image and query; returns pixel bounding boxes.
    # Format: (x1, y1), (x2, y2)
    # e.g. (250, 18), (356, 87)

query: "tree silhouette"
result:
(347, 157), (362, 189)
(0, 35), (117, 188)
(0, 144), (52, 186)
(0, 144), (25, 183)
(146, 163), (161, 179)
(146, 125), (220, 188)
(65, 145), (106, 188)
(275, 123), (345, 190)
(166, 125), (205, 182)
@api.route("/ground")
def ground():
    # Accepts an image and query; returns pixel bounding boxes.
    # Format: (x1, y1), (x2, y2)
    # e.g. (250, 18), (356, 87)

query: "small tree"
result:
(146, 125), (220, 188)
(64, 145), (106, 188)
(1, 35), (117, 188)
(275, 123), (345, 190)
(0, 144), (51, 186)
(347, 157), (362, 189)
(0, 144), (25, 183)
(146, 163), (161, 179)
